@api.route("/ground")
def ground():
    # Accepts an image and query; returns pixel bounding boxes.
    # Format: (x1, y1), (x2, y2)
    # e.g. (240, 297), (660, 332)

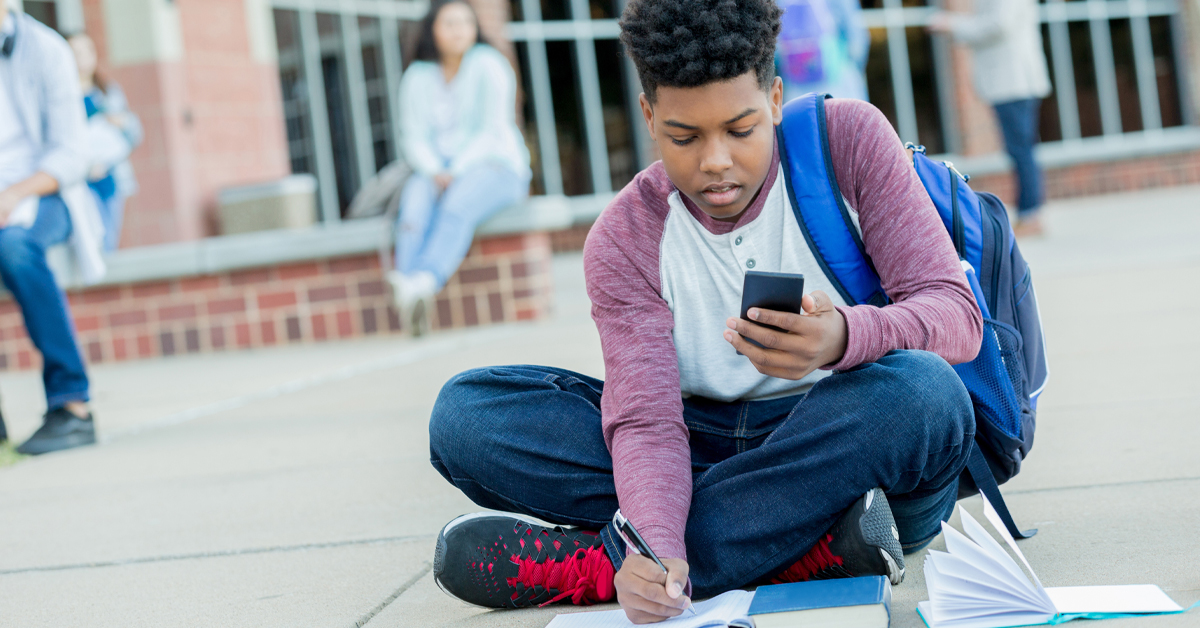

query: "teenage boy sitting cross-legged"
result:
(426, 0), (982, 622)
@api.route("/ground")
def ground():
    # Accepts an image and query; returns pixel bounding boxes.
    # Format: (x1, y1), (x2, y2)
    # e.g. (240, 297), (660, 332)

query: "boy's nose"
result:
(699, 141), (733, 174)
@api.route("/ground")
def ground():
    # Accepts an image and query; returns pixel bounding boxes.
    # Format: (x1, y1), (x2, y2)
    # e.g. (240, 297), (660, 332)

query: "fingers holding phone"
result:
(724, 271), (848, 379)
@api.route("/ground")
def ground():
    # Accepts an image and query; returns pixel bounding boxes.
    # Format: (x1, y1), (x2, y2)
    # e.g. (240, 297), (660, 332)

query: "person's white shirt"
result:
(947, 0), (1051, 104)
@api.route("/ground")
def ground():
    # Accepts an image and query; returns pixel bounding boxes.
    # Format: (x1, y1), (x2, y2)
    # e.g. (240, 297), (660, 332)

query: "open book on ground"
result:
(546, 575), (892, 628)
(918, 497), (1192, 628)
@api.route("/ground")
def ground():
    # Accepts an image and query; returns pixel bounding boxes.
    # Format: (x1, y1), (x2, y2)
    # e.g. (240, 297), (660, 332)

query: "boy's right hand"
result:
(614, 555), (692, 624)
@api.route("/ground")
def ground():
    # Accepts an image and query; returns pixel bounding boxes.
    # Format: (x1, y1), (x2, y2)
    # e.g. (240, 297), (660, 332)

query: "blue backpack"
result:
(777, 94), (1049, 539)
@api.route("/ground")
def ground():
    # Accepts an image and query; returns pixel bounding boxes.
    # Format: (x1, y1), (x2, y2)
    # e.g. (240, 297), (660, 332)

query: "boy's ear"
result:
(639, 92), (656, 141)
(770, 76), (784, 125)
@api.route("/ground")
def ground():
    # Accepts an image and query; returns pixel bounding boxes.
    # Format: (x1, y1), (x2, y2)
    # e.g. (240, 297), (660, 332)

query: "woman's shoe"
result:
(388, 271), (437, 337)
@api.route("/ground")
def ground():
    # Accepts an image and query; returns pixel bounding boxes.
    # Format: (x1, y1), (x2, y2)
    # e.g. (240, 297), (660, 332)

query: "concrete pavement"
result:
(1, 185), (1198, 627)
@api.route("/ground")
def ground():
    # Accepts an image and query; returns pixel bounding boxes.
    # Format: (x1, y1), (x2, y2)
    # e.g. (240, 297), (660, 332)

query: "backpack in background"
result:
(776, 93), (1049, 540)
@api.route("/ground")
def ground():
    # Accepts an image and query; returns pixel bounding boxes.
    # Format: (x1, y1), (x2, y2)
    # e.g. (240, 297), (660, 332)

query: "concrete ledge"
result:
(43, 195), (575, 290)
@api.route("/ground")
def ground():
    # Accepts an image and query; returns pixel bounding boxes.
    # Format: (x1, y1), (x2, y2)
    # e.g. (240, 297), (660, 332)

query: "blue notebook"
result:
(747, 576), (891, 628)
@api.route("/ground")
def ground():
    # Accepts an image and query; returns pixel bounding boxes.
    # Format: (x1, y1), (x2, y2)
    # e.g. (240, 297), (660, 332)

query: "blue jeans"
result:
(429, 350), (974, 597)
(0, 195), (90, 408)
(993, 98), (1045, 217)
(395, 165), (529, 289)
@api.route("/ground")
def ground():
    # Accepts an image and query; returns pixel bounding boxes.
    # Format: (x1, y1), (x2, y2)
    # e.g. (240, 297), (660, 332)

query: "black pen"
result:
(613, 509), (697, 616)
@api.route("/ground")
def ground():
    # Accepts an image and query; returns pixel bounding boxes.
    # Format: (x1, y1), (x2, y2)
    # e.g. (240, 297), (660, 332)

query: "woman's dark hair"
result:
(413, 0), (485, 63)
(66, 32), (109, 94)
(619, 0), (782, 103)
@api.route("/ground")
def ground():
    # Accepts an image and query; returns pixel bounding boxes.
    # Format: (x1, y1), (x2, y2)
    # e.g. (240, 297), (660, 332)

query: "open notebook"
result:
(918, 497), (1189, 628)
(546, 590), (755, 628)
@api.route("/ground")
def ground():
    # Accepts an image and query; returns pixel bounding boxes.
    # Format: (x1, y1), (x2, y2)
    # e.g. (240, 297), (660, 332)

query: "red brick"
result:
(257, 290), (297, 310)
(112, 337), (128, 361)
(210, 325), (226, 349)
(329, 256), (374, 274)
(278, 261), (323, 280)
(260, 320), (278, 345)
(0, 353), (7, 370)
(436, 298), (452, 328)
(88, 341), (103, 363)
(488, 293), (504, 323)
(137, 335), (154, 357)
(479, 235), (527, 256)
(357, 280), (386, 297)
(311, 313), (328, 340)
(81, 286), (124, 304)
(361, 307), (378, 334)
(0, 300), (18, 315)
(285, 316), (302, 341)
(75, 315), (101, 332)
(185, 329), (201, 352)
(180, 275), (222, 292)
(158, 303), (198, 321)
(208, 297), (246, 315)
(230, 268), (272, 286)
(109, 309), (148, 327)
(308, 285), (348, 303)
(132, 281), (173, 298)
(458, 266), (500, 284)
(235, 323), (252, 347)
(335, 310), (353, 337)
(516, 308), (538, 321)
(17, 350), (32, 369)
(462, 295), (479, 326)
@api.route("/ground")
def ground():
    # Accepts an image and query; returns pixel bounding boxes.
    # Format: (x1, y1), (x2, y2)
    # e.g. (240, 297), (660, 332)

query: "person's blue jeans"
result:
(993, 98), (1045, 217)
(428, 350), (974, 597)
(395, 164), (529, 289)
(0, 195), (90, 408)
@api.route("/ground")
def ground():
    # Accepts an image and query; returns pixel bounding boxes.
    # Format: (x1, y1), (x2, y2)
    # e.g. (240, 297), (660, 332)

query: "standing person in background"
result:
(776, 0), (869, 102)
(390, 0), (531, 334)
(929, 0), (1051, 237)
(69, 32), (142, 252)
(0, 5), (106, 454)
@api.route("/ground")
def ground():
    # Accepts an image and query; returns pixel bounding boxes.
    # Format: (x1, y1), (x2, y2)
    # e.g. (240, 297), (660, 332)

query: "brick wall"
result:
(0, 233), (553, 372)
(967, 149), (1200, 207)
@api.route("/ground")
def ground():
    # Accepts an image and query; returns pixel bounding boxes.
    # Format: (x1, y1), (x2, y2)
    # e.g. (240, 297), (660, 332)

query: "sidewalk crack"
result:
(355, 561), (433, 627)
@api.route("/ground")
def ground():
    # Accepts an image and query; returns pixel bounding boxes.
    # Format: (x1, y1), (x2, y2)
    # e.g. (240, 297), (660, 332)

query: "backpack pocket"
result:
(953, 318), (1031, 488)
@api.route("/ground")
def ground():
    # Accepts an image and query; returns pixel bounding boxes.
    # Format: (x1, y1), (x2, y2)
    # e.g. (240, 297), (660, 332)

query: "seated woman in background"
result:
(390, 0), (532, 334)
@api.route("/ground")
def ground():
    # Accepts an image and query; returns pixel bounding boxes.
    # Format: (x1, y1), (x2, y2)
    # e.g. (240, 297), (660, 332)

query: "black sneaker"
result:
(16, 407), (96, 455)
(433, 512), (615, 609)
(771, 488), (905, 585)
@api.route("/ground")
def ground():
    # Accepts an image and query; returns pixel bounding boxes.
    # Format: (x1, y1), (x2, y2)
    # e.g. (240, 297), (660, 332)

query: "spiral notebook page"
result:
(546, 590), (755, 628)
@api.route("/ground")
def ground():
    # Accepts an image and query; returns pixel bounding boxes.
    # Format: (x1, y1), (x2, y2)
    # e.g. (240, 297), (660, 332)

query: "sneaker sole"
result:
(15, 431), (96, 456)
(859, 489), (905, 585)
(433, 512), (548, 608)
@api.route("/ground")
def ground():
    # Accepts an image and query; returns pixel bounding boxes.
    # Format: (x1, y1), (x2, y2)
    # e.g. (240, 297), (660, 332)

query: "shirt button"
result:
(746, 259), (756, 269)
(735, 236), (743, 246)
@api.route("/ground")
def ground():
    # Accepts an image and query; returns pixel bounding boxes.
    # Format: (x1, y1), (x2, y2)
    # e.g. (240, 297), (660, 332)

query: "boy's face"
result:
(640, 72), (784, 222)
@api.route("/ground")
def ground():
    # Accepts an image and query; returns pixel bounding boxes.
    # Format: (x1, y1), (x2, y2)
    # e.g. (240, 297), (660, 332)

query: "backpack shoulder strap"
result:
(966, 443), (1038, 539)
(777, 94), (885, 307)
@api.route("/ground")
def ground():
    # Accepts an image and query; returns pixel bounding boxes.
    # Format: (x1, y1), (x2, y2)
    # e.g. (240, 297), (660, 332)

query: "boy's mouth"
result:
(700, 182), (742, 206)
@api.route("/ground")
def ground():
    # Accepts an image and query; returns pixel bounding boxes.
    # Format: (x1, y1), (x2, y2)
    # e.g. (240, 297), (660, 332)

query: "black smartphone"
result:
(739, 271), (805, 348)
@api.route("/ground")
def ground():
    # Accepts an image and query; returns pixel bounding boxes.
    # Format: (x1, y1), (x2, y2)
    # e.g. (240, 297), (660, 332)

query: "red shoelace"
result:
(771, 533), (844, 583)
(508, 544), (616, 606)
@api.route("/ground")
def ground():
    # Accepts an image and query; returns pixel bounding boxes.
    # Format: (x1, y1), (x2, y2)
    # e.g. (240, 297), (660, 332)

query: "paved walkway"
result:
(1, 185), (1198, 627)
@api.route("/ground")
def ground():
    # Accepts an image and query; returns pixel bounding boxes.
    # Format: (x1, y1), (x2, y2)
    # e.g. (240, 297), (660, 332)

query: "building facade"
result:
(15, 0), (1200, 247)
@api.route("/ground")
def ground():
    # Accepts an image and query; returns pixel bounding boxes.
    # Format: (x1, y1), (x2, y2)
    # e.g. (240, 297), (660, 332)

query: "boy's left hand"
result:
(724, 290), (848, 380)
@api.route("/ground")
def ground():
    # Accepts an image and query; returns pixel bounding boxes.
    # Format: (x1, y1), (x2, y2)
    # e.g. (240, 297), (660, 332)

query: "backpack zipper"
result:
(946, 161), (966, 259)
(987, 208), (1004, 314)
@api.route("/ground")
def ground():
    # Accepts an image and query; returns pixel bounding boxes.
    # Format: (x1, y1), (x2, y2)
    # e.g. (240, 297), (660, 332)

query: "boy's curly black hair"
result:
(619, 0), (782, 103)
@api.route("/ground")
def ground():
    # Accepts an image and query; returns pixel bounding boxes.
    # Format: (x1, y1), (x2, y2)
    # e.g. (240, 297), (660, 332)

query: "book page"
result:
(546, 590), (755, 628)
(1045, 585), (1183, 614)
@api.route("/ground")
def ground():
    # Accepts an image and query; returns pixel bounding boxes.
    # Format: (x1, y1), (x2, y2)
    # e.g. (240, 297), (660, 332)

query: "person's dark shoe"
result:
(434, 512), (615, 608)
(0, 408), (8, 444)
(771, 488), (905, 585)
(16, 407), (96, 455)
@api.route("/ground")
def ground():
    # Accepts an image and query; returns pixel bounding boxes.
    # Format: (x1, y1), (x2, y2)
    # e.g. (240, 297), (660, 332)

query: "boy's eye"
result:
(670, 136), (695, 146)
(730, 127), (754, 138)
